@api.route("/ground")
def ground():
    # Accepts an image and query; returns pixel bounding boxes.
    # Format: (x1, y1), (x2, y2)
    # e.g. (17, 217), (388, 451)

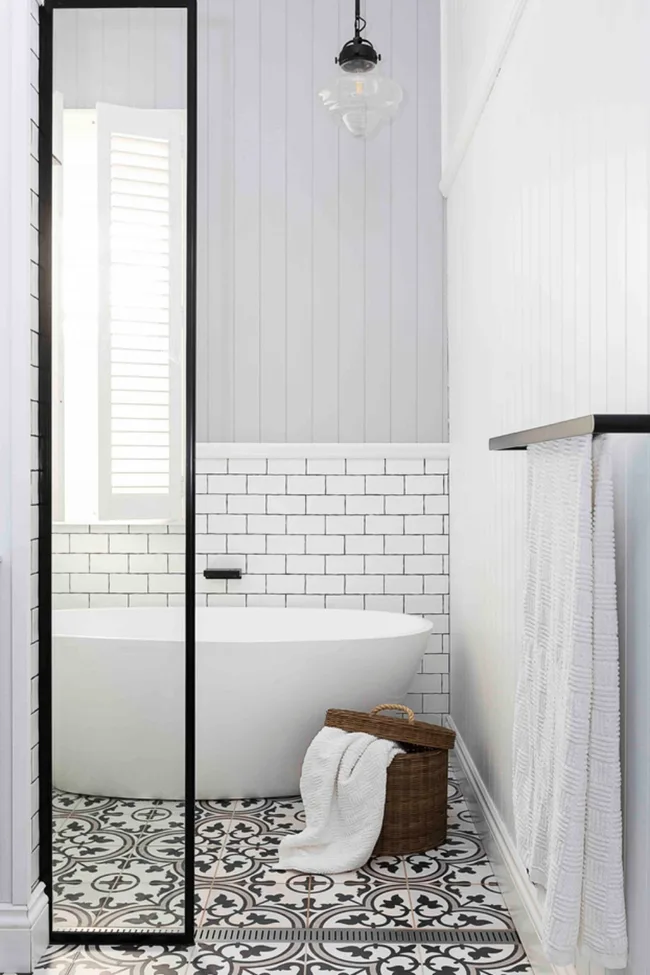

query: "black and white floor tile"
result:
(53, 791), (187, 931)
(30, 939), (532, 975)
(42, 767), (532, 974)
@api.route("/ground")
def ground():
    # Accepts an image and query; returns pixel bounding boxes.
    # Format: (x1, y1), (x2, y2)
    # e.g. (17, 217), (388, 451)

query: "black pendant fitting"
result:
(336, 0), (381, 72)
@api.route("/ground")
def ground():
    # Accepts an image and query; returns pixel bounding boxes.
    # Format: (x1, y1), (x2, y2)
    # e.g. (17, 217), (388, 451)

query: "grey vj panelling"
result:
(52, 0), (445, 444)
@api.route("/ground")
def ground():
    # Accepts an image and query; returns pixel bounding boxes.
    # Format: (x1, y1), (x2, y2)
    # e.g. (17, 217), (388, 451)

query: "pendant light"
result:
(318, 0), (403, 139)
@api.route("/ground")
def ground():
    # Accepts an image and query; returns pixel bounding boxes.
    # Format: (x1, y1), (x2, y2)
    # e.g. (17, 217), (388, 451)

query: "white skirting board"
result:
(444, 716), (583, 975)
(0, 884), (49, 974)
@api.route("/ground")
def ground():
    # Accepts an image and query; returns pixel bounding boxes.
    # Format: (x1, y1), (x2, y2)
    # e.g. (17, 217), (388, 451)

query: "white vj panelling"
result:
(0, 0), (43, 933)
(204, 0), (445, 444)
(29, 0), (40, 893)
(440, 0), (520, 163)
(54, 1), (445, 444)
(445, 1), (650, 973)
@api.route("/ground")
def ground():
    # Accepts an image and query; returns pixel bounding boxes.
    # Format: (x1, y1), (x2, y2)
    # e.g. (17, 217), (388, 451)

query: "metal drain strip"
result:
(55, 927), (184, 935)
(199, 928), (521, 945)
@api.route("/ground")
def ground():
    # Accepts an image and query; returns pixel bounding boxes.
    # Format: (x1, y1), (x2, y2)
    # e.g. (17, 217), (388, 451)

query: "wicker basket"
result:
(325, 703), (456, 856)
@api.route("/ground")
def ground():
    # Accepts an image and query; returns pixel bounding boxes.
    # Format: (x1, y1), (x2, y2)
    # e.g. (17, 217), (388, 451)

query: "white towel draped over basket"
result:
(277, 727), (403, 875)
(513, 434), (628, 969)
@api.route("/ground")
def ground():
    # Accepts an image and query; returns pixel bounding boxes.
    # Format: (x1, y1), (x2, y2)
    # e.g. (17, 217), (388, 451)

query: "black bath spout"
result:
(203, 568), (242, 580)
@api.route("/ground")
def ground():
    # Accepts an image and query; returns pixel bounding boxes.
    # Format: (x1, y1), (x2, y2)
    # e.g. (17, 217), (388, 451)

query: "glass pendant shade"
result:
(319, 66), (403, 139)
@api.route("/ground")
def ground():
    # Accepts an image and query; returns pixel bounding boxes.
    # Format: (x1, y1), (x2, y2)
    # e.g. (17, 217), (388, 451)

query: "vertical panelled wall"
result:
(197, 0), (444, 443)
(29, 0), (40, 892)
(54, 2), (445, 444)
(444, 1), (650, 973)
(440, 0), (519, 159)
(0, 0), (47, 965)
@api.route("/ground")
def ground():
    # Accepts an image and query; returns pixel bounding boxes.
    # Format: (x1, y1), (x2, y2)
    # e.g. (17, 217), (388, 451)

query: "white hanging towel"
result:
(513, 434), (627, 969)
(277, 727), (403, 874)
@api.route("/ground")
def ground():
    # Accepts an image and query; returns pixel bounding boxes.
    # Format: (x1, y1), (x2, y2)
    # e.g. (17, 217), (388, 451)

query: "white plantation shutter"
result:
(97, 103), (185, 522)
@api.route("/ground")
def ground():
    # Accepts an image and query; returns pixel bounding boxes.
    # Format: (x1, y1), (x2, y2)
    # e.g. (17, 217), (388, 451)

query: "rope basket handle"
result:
(370, 703), (416, 724)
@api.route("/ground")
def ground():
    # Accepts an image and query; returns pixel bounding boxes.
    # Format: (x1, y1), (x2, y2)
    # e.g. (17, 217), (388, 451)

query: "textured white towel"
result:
(277, 727), (403, 874)
(582, 437), (627, 967)
(513, 435), (627, 969)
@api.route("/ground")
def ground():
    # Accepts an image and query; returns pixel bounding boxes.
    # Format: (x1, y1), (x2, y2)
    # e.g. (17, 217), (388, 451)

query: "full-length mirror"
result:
(44, 3), (194, 941)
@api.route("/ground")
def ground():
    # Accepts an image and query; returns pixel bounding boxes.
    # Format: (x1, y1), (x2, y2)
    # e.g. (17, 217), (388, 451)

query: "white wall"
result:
(444, 1), (650, 973)
(440, 0), (520, 162)
(53, 0), (445, 444)
(0, 0), (48, 968)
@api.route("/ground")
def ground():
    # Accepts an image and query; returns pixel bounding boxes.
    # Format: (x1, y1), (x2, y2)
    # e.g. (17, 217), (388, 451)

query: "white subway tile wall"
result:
(52, 454), (449, 721)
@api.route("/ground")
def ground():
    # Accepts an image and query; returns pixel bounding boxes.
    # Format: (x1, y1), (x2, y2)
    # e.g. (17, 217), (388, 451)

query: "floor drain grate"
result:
(199, 928), (522, 945)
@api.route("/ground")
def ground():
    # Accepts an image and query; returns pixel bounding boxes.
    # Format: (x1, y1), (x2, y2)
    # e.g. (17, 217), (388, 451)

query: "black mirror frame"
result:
(38, 0), (197, 947)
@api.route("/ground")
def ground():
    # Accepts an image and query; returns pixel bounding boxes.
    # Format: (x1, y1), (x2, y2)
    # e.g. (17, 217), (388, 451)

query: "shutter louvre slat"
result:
(101, 121), (181, 508)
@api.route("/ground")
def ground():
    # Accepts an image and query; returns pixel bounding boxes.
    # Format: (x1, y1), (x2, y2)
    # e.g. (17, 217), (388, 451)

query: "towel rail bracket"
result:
(489, 413), (650, 451)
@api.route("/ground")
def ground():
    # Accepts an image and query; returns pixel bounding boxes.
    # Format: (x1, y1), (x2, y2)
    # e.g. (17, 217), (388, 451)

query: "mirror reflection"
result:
(50, 7), (188, 935)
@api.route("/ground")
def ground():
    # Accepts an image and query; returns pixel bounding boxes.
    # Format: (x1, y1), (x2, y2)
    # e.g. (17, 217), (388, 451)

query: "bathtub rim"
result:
(52, 605), (433, 644)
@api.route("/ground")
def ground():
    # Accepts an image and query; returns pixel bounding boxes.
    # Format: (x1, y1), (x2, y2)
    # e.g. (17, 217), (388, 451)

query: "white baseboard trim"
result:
(0, 884), (49, 974)
(445, 716), (577, 975)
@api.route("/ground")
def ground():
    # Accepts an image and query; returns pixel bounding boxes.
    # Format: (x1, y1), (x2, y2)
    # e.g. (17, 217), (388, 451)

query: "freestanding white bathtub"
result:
(53, 607), (431, 800)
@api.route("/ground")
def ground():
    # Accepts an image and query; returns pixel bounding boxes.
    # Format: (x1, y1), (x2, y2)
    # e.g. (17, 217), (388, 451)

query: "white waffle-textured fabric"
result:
(513, 435), (627, 968)
(278, 727), (403, 874)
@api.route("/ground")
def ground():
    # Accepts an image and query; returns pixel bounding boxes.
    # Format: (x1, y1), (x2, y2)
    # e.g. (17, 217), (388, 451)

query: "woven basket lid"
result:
(324, 704), (455, 751)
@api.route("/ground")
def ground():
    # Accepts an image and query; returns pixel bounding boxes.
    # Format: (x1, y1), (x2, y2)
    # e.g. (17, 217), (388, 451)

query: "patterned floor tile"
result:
(54, 813), (138, 865)
(32, 941), (533, 975)
(447, 780), (464, 803)
(199, 881), (309, 928)
(305, 941), (422, 973)
(100, 859), (185, 908)
(53, 858), (129, 910)
(198, 798), (239, 812)
(32, 944), (81, 975)
(53, 790), (82, 815)
(424, 832), (492, 869)
(196, 815), (233, 885)
(52, 785), (510, 938)
(402, 856), (498, 890)
(447, 804), (478, 834)
(223, 831), (286, 864)
(134, 827), (186, 865)
(308, 884), (414, 929)
(97, 800), (185, 836)
(215, 851), (312, 893)
(409, 884), (514, 931)
(191, 940), (305, 974)
(59, 944), (193, 974)
(418, 943), (532, 973)
(42, 777), (535, 975)
(309, 857), (406, 894)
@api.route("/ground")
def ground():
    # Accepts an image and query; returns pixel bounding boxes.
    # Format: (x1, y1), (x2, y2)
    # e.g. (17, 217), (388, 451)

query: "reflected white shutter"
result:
(97, 103), (185, 521)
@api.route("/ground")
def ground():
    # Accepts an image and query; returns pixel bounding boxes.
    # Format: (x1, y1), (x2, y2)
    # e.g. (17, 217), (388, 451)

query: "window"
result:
(53, 103), (185, 524)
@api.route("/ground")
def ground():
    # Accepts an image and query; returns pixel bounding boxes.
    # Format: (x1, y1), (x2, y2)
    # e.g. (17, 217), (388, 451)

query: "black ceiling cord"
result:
(354, 0), (367, 37)
(335, 0), (381, 72)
